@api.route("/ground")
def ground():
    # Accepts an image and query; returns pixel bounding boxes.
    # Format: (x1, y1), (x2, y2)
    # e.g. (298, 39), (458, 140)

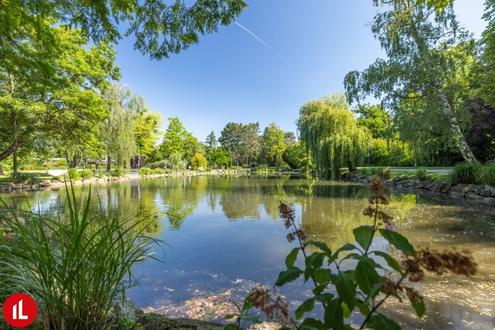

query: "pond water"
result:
(1, 176), (494, 329)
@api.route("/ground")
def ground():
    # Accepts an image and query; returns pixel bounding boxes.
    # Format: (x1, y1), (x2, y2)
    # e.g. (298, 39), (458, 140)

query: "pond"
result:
(1, 176), (494, 329)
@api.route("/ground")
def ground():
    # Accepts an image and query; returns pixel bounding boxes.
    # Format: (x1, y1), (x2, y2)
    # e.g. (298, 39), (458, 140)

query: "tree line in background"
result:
(2, 0), (495, 181)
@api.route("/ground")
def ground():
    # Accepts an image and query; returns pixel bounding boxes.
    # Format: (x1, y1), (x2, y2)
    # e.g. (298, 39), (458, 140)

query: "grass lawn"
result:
(0, 171), (55, 185)
(357, 166), (453, 183)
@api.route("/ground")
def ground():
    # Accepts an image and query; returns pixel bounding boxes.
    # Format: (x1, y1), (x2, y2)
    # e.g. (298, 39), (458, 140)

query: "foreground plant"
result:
(0, 184), (160, 329)
(230, 179), (476, 329)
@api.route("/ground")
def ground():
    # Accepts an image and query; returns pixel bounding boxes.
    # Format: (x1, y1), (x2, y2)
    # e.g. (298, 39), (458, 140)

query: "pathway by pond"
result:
(1, 176), (493, 329)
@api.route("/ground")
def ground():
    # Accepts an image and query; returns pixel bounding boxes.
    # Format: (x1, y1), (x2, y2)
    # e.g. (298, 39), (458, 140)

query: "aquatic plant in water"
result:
(0, 183), (161, 329)
(229, 178), (477, 329)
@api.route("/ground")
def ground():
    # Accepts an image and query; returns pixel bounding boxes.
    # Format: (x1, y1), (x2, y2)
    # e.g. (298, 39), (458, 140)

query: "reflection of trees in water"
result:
(301, 191), (417, 250)
(158, 176), (207, 229)
(218, 178), (262, 220)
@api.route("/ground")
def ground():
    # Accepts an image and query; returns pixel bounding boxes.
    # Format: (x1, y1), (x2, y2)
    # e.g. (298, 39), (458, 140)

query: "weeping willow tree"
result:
(298, 94), (369, 179)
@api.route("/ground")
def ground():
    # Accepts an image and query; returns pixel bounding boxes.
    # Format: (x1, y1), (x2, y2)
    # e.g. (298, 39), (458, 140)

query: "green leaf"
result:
(353, 225), (374, 251)
(285, 247), (300, 268)
(301, 318), (325, 329)
(324, 298), (344, 329)
(314, 268), (332, 285)
(295, 298), (315, 319)
(379, 229), (416, 256)
(358, 302), (370, 316)
(329, 243), (356, 263)
(407, 289), (426, 318)
(373, 251), (402, 272)
(307, 240), (332, 254)
(275, 266), (303, 286)
(367, 314), (401, 330)
(306, 252), (326, 269)
(335, 271), (356, 309)
(315, 293), (334, 305)
(355, 260), (381, 295)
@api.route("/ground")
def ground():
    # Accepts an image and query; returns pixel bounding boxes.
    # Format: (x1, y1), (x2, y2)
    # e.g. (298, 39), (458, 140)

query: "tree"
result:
(101, 84), (138, 171)
(219, 122), (261, 167)
(298, 94), (368, 179)
(207, 147), (232, 169)
(261, 123), (286, 166)
(283, 143), (308, 170)
(160, 117), (188, 160)
(355, 104), (393, 140)
(0, 26), (118, 176)
(133, 98), (161, 161)
(345, 0), (478, 163)
(1, 0), (247, 62)
(474, 0), (495, 107)
(205, 131), (218, 151)
(191, 152), (208, 170)
(465, 98), (495, 162)
(283, 132), (297, 146)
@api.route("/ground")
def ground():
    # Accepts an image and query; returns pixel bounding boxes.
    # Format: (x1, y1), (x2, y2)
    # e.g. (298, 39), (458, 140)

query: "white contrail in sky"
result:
(234, 21), (281, 58)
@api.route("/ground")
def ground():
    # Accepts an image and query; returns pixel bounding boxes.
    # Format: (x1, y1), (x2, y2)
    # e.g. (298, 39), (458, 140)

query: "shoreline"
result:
(0, 169), (251, 193)
(347, 173), (495, 214)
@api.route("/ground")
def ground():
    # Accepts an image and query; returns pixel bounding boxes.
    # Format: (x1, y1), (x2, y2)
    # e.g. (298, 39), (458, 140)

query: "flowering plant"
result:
(228, 179), (476, 329)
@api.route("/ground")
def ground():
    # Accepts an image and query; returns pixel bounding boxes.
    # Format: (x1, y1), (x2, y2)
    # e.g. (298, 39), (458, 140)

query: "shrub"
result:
(0, 185), (159, 329)
(191, 152), (208, 170)
(361, 167), (371, 176)
(147, 160), (168, 169)
(479, 163), (495, 186)
(415, 167), (428, 181)
(377, 166), (390, 180)
(153, 168), (167, 175)
(67, 168), (81, 180)
(138, 168), (153, 176)
(451, 162), (480, 184)
(232, 180), (477, 329)
(111, 167), (126, 177)
(80, 169), (93, 180)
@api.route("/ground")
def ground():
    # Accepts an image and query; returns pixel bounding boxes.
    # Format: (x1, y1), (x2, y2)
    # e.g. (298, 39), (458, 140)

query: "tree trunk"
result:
(12, 147), (18, 178)
(107, 154), (112, 172)
(437, 87), (479, 164)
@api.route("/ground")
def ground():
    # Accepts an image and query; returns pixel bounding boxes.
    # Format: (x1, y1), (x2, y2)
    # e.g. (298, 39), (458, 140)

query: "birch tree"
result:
(345, 0), (478, 163)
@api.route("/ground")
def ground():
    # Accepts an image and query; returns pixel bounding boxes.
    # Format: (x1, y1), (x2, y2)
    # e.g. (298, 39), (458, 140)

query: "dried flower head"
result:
(368, 178), (389, 205)
(402, 257), (425, 282)
(416, 249), (477, 277)
(248, 285), (290, 325)
(279, 202), (295, 229)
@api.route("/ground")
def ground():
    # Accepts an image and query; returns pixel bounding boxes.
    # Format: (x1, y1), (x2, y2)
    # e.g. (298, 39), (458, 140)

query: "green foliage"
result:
(80, 169), (93, 180)
(298, 94), (369, 179)
(207, 147), (232, 169)
(219, 122), (261, 167)
(261, 123), (287, 166)
(138, 168), (168, 176)
(133, 103), (161, 161)
(345, 0), (478, 163)
(479, 162), (495, 186)
(0, 185), (159, 328)
(68, 168), (81, 180)
(451, 162), (480, 184)
(283, 143), (309, 170)
(160, 117), (202, 166)
(0, 0), (246, 61)
(415, 168), (428, 181)
(191, 153), (208, 170)
(111, 167), (126, 177)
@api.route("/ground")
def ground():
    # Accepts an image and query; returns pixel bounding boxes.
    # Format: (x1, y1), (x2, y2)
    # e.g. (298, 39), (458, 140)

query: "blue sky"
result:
(115, 0), (487, 141)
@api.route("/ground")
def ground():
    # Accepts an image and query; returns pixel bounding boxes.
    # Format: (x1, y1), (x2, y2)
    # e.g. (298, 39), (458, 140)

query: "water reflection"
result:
(1, 177), (494, 329)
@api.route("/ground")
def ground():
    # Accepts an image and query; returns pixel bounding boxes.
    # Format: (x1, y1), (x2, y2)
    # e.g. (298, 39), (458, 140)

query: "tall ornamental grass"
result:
(0, 184), (160, 329)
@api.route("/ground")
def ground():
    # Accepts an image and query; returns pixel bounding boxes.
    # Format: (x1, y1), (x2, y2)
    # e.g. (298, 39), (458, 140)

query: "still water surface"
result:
(1, 176), (494, 329)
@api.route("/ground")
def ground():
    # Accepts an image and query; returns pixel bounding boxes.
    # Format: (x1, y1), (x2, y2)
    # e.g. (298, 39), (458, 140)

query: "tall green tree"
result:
(345, 0), (478, 163)
(101, 84), (139, 171)
(261, 123), (286, 166)
(298, 94), (368, 179)
(219, 122), (261, 167)
(205, 131), (218, 151)
(0, 26), (118, 176)
(474, 0), (495, 107)
(132, 98), (161, 161)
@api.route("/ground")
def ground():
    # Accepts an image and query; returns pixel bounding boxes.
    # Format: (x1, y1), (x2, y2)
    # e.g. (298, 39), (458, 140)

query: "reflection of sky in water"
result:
(1, 177), (494, 329)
